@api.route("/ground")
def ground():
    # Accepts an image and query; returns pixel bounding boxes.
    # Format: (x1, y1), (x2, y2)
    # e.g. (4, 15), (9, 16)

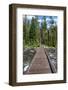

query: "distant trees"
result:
(41, 16), (57, 47)
(47, 16), (57, 47)
(41, 16), (47, 45)
(35, 16), (40, 47)
(23, 15), (57, 48)
(23, 15), (30, 47)
(29, 17), (36, 45)
(23, 15), (40, 48)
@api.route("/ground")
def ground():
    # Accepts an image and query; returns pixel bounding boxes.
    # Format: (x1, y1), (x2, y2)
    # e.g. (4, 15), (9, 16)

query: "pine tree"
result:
(23, 15), (31, 47)
(29, 17), (36, 46)
(41, 16), (47, 45)
(48, 16), (57, 47)
(23, 15), (27, 46)
(35, 16), (40, 47)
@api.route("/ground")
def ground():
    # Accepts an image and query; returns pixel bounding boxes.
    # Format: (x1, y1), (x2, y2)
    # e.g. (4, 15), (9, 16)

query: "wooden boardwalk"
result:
(26, 47), (51, 74)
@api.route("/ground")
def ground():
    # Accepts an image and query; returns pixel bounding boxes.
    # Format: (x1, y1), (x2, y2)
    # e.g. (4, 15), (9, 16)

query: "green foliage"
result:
(23, 15), (57, 48)
(45, 16), (57, 47)
(23, 15), (30, 46)
(41, 16), (47, 45)
(29, 17), (36, 41)
(42, 16), (47, 31)
(47, 26), (57, 47)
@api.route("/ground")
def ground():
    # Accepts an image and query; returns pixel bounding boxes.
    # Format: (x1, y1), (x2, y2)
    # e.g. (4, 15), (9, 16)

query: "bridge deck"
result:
(26, 47), (51, 74)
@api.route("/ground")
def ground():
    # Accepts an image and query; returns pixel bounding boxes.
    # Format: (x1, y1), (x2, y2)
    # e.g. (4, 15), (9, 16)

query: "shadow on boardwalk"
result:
(24, 47), (51, 74)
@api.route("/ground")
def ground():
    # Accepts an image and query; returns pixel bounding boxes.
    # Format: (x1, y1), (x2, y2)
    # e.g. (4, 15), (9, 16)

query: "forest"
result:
(23, 15), (57, 48)
(23, 15), (57, 74)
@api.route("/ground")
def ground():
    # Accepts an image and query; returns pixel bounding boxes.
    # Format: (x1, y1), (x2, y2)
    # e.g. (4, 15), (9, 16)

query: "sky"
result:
(25, 15), (57, 29)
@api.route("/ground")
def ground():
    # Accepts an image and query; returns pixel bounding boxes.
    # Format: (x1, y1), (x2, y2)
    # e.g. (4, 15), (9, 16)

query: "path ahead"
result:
(26, 47), (51, 74)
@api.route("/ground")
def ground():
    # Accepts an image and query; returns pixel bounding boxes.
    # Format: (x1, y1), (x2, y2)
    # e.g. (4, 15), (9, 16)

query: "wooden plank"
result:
(26, 47), (51, 74)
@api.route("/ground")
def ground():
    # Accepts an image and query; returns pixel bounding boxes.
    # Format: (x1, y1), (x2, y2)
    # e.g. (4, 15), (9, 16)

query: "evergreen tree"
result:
(48, 16), (57, 47)
(41, 16), (47, 45)
(23, 15), (27, 46)
(23, 15), (31, 47)
(42, 16), (47, 31)
(35, 16), (40, 47)
(29, 17), (36, 46)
